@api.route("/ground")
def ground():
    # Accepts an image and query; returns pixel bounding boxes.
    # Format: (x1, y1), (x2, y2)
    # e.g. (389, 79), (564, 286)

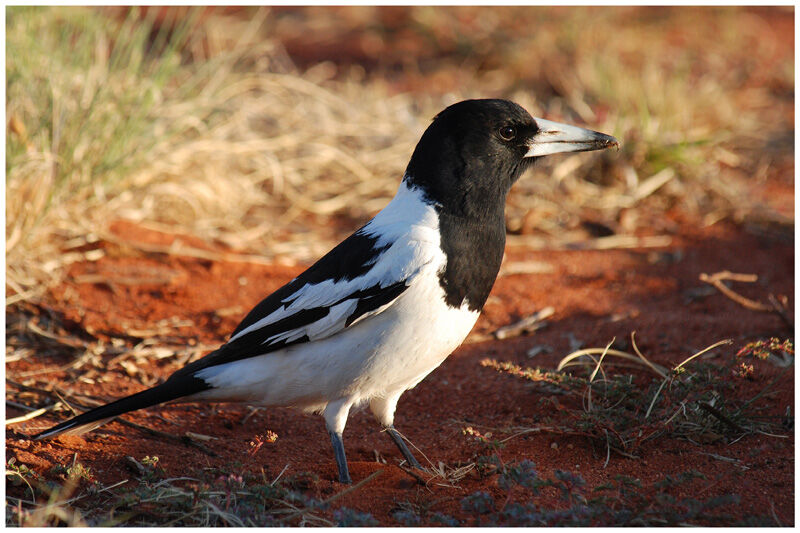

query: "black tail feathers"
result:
(32, 375), (210, 440)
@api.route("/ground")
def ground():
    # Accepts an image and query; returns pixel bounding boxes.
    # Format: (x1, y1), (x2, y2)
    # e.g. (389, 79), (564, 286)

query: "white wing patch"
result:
(227, 181), (442, 350)
(263, 299), (357, 345)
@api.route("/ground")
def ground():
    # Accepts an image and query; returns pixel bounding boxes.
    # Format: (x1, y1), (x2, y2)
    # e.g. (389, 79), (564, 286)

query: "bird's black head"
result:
(404, 99), (536, 220)
(404, 99), (618, 220)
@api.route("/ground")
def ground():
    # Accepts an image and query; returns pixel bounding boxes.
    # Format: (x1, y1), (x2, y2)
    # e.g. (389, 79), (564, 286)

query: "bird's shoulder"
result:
(231, 184), (442, 342)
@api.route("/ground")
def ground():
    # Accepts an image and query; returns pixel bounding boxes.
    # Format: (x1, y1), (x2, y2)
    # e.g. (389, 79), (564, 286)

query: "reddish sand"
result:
(7, 219), (794, 525)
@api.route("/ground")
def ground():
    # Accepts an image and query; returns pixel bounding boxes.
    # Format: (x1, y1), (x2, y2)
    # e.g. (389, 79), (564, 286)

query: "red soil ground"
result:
(6, 217), (794, 525)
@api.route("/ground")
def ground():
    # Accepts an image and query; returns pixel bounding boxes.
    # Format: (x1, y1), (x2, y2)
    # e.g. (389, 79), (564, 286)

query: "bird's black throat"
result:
(436, 208), (506, 312)
(403, 169), (509, 313)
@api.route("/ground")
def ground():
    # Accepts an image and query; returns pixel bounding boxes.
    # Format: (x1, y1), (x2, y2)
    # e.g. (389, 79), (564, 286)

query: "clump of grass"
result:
(481, 334), (791, 456)
(7, 7), (199, 302)
(7, 457), (378, 527)
(49, 462), (95, 485)
(7, 460), (93, 527)
(6, 6), (436, 306)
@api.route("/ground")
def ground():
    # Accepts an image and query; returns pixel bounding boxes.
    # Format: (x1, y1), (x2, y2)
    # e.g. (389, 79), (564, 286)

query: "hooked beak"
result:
(525, 117), (619, 158)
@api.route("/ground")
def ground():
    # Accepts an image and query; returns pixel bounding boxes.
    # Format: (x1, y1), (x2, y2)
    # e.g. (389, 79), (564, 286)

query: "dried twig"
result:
(464, 332), (494, 344)
(699, 271), (792, 329)
(499, 261), (554, 276)
(115, 418), (218, 457)
(25, 320), (88, 348)
(697, 402), (747, 434)
(323, 468), (383, 504)
(557, 346), (668, 378)
(6, 403), (62, 426)
(493, 307), (555, 340)
(506, 234), (672, 251)
(397, 464), (427, 485)
(95, 231), (276, 266)
(699, 271), (770, 311)
(276, 469), (384, 525)
(124, 456), (147, 476)
(767, 293), (794, 330)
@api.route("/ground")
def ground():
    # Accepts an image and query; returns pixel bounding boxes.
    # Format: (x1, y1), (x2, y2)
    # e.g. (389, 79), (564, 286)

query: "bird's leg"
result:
(328, 429), (352, 484)
(385, 425), (422, 469)
(323, 398), (354, 484)
(369, 395), (422, 469)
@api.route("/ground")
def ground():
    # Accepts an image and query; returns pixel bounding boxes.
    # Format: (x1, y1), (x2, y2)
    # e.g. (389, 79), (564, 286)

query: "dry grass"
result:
(480, 334), (792, 457)
(6, 7), (430, 303)
(6, 460), (350, 527)
(6, 6), (794, 300)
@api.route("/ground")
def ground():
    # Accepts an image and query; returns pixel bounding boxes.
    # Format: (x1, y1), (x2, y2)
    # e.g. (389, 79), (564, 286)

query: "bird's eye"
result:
(499, 125), (516, 141)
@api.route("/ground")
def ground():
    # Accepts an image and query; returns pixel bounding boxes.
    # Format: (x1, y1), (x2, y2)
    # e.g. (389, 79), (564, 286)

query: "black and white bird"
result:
(34, 99), (618, 484)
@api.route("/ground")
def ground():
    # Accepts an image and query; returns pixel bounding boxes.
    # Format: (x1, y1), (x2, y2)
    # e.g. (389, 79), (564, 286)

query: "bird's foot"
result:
(385, 426), (422, 470)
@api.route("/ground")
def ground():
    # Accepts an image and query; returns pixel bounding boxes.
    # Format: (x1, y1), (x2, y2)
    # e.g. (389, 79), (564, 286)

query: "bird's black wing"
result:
(173, 227), (420, 378)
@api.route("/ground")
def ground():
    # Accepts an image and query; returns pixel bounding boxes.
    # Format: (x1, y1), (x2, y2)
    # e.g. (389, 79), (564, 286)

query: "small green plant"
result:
(138, 455), (165, 482)
(461, 335), (792, 526)
(6, 458), (38, 486)
(6, 458), (40, 505)
(48, 461), (95, 484)
(8, 460), (91, 527)
(140, 455), (159, 468)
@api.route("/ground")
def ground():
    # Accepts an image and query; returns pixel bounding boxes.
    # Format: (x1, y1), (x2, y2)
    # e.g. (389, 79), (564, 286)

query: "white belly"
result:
(340, 263), (479, 399)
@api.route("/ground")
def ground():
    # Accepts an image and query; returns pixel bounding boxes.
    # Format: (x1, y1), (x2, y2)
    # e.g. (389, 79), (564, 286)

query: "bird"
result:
(33, 99), (618, 484)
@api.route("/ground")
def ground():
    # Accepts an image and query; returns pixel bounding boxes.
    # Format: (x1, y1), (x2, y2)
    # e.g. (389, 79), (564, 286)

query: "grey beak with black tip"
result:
(526, 117), (619, 158)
